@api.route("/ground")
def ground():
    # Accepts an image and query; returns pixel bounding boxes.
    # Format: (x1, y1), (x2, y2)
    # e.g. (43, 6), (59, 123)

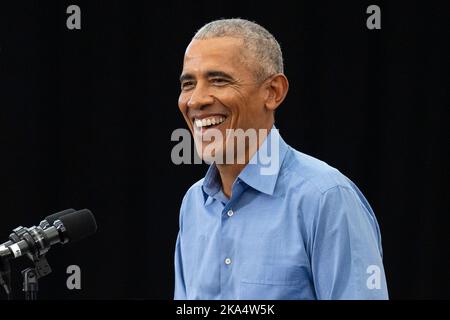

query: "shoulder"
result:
(185, 177), (205, 195)
(280, 146), (381, 244)
(181, 178), (205, 207)
(278, 147), (354, 196)
(177, 178), (205, 230)
(278, 147), (377, 229)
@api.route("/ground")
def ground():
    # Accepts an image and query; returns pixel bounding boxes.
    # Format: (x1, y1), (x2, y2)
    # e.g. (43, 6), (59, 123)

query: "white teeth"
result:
(195, 116), (226, 128)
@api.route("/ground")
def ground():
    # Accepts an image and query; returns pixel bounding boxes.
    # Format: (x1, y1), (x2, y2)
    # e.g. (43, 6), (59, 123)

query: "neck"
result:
(216, 163), (246, 198)
(216, 123), (273, 198)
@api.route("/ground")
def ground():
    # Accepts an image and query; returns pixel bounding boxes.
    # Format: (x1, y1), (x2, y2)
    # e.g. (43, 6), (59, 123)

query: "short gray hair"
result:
(193, 18), (284, 81)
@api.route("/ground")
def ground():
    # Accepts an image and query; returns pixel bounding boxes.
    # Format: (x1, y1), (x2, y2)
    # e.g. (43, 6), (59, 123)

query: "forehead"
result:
(182, 37), (245, 74)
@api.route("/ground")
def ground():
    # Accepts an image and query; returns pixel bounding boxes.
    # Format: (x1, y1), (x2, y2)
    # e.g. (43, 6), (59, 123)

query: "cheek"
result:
(229, 97), (257, 121)
(178, 94), (189, 113)
(244, 91), (265, 114)
(214, 89), (246, 114)
(178, 96), (192, 129)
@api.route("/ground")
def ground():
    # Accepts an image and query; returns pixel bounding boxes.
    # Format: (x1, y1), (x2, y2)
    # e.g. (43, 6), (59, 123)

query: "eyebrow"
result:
(179, 70), (235, 83)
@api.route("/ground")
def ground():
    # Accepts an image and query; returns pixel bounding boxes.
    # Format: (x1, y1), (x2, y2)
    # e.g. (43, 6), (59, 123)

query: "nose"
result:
(187, 83), (214, 109)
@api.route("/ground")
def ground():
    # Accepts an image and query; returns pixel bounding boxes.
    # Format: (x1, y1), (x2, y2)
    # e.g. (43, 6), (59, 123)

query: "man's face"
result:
(178, 37), (273, 162)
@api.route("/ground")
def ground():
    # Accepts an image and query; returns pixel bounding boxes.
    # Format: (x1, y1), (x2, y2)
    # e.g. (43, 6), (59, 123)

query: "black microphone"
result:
(40, 208), (76, 229)
(0, 208), (76, 250)
(0, 209), (97, 260)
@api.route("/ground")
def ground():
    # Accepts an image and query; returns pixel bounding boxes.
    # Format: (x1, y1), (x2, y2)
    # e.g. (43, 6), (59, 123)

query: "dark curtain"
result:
(0, 0), (447, 299)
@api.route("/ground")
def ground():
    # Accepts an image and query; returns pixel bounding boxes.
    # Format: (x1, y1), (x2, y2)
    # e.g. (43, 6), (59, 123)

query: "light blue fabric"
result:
(174, 127), (388, 299)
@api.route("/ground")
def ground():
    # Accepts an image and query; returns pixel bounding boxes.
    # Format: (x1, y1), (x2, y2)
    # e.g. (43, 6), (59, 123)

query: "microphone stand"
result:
(0, 256), (11, 300)
(21, 255), (52, 300)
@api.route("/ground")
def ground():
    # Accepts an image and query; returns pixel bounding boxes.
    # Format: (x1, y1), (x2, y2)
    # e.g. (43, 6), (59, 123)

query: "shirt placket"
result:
(219, 180), (247, 299)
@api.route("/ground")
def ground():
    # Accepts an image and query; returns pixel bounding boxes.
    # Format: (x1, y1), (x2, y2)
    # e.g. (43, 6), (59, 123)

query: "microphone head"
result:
(58, 209), (97, 242)
(45, 209), (76, 226)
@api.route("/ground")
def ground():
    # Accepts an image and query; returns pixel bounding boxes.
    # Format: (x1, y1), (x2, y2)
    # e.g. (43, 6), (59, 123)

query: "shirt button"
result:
(227, 210), (234, 217)
(224, 258), (232, 265)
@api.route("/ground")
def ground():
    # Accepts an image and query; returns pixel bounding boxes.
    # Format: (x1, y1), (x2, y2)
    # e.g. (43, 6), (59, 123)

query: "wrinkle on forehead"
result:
(183, 37), (249, 75)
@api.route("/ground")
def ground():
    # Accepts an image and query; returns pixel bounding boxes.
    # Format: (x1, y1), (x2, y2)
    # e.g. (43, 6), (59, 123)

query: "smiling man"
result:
(174, 18), (388, 300)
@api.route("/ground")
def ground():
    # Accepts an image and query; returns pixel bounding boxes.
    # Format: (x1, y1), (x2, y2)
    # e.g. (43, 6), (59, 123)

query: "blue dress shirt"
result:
(174, 127), (388, 299)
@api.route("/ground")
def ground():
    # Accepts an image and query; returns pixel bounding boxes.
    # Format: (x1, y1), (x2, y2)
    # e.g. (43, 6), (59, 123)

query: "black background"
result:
(0, 0), (448, 299)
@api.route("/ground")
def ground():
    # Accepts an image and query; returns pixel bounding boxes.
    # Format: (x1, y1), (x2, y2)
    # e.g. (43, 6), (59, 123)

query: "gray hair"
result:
(193, 18), (284, 81)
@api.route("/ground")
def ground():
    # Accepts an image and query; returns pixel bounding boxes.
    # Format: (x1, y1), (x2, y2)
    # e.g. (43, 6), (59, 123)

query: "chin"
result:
(196, 142), (226, 164)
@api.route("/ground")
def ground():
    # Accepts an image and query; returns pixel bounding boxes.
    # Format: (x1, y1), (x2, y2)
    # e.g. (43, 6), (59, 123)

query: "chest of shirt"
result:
(180, 190), (315, 299)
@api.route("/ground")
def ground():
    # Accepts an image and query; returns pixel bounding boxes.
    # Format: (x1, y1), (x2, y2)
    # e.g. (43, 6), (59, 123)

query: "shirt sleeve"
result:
(310, 185), (389, 299)
(174, 231), (187, 299)
(174, 193), (187, 300)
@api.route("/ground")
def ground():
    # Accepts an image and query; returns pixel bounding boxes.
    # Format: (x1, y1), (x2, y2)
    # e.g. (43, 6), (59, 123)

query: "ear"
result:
(264, 74), (289, 111)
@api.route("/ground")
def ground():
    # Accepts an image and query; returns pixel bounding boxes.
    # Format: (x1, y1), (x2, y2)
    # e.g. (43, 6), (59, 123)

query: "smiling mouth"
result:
(193, 115), (227, 132)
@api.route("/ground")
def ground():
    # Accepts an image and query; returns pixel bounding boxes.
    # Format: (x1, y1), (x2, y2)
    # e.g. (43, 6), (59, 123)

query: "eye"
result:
(210, 78), (229, 86)
(181, 81), (195, 91)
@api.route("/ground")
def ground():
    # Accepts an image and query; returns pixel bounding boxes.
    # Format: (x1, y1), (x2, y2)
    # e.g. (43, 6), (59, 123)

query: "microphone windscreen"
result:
(45, 209), (76, 226)
(59, 209), (97, 242)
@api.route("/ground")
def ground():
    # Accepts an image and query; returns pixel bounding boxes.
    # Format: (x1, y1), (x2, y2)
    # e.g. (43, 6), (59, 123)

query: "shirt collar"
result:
(202, 163), (222, 200)
(202, 125), (289, 201)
